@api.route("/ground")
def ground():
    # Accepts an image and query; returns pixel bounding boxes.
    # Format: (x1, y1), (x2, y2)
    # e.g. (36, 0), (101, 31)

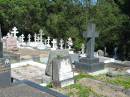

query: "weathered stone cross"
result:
(83, 23), (99, 58)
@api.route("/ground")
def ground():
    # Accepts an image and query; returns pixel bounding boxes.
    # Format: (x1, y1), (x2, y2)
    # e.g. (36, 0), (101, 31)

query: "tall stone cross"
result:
(11, 27), (18, 38)
(83, 23), (99, 58)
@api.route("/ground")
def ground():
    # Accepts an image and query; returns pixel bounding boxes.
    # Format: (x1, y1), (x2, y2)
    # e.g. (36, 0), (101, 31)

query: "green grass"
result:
(75, 73), (130, 89)
(95, 75), (130, 89)
(65, 83), (103, 97)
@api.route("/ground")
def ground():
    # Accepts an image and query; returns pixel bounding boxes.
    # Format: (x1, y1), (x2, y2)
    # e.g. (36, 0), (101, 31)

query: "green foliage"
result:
(65, 83), (102, 97)
(95, 75), (130, 89)
(0, 0), (130, 59)
(74, 73), (94, 81)
(46, 82), (53, 88)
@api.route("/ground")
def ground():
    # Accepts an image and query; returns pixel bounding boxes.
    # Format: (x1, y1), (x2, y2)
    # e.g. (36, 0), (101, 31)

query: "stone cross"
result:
(47, 36), (51, 47)
(11, 27), (18, 38)
(39, 29), (44, 43)
(28, 34), (31, 43)
(34, 33), (37, 43)
(67, 37), (73, 50)
(21, 34), (25, 44)
(83, 23), (99, 58)
(59, 39), (64, 49)
(52, 39), (57, 50)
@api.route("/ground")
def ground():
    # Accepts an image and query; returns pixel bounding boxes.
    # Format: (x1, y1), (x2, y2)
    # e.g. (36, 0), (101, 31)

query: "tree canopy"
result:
(0, 0), (130, 60)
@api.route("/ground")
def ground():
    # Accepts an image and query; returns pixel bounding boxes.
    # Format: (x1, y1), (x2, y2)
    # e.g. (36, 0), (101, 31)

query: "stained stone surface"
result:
(45, 50), (69, 76)
(52, 56), (74, 87)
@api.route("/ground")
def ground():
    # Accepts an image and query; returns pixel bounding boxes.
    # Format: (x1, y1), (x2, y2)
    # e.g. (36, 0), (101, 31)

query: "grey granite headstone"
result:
(75, 23), (104, 73)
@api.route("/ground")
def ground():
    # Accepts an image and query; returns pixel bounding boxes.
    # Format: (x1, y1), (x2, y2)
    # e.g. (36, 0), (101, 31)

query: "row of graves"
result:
(0, 24), (130, 97)
(3, 27), (73, 51)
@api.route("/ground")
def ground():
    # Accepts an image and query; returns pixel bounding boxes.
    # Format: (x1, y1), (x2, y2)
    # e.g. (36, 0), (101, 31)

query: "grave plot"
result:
(11, 61), (49, 85)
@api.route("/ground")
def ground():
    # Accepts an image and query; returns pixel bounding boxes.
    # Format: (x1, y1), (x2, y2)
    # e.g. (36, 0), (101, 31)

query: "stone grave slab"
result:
(0, 58), (11, 88)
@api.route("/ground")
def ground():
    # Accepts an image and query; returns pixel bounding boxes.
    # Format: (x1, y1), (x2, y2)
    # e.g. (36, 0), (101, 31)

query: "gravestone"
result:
(45, 50), (74, 87)
(5, 34), (18, 51)
(52, 56), (74, 87)
(0, 26), (11, 88)
(75, 23), (104, 73)
(45, 50), (69, 76)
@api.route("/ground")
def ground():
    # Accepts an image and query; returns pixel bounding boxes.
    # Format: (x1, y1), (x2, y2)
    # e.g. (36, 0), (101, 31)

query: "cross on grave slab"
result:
(83, 23), (99, 58)
(39, 29), (44, 43)
(11, 27), (18, 38)
(28, 34), (31, 43)
(34, 33), (37, 43)
(21, 34), (25, 44)
(59, 39), (64, 49)
(47, 37), (51, 47)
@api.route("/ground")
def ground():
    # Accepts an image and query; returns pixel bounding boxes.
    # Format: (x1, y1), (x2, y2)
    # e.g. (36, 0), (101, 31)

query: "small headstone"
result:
(5, 35), (18, 51)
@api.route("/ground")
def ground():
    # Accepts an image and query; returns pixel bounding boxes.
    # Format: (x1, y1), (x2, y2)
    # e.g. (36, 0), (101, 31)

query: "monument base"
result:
(74, 57), (104, 73)
(0, 58), (11, 88)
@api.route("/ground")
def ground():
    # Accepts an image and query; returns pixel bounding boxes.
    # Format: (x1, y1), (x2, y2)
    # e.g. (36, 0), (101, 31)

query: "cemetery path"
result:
(79, 78), (128, 97)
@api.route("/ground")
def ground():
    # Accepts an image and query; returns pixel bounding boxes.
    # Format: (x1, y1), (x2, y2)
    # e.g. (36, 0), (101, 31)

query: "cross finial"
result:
(11, 27), (18, 38)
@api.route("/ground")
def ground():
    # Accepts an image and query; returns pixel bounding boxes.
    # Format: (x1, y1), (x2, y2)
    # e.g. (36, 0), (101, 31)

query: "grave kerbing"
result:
(0, 25), (11, 88)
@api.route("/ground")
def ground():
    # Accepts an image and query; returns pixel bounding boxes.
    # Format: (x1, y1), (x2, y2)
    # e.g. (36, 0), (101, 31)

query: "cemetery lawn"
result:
(54, 73), (130, 97)
(75, 73), (130, 89)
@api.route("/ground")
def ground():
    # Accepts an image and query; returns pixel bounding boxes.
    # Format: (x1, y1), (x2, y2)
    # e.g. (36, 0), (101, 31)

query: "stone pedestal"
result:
(52, 57), (74, 87)
(75, 57), (104, 73)
(0, 58), (11, 88)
